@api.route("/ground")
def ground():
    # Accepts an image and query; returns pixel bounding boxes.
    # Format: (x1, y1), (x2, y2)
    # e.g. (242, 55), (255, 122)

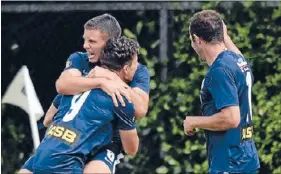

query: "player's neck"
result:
(204, 43), (227, 66)
(117, 72), (128, 83)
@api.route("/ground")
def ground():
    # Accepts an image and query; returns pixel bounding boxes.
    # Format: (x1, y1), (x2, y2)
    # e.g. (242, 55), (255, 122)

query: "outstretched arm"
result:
(223, 21), (243, 56)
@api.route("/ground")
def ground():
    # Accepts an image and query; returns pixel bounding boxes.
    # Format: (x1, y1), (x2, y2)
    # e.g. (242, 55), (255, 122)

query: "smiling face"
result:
(83, 29), (108, 63)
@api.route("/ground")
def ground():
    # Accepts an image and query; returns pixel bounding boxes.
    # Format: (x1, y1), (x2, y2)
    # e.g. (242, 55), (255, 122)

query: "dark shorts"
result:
(86, 142), (124, 173)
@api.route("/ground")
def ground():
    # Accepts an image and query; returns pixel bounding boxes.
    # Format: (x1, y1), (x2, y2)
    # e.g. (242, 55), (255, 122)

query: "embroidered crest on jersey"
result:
(236, 58), (249, 72)
(66, 61), (72, 68)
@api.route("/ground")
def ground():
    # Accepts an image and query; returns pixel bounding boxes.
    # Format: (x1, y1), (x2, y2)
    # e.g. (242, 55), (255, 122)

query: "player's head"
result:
(189, 10), (224, 61)
(100, 36), (140, 82)
(83, 13), (122, 63)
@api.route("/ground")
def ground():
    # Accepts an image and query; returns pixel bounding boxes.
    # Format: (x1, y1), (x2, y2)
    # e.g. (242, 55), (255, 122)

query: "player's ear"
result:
(193, 34), (201, 44)
(119, 65), (127, 75)
(123, 64), (129, 74)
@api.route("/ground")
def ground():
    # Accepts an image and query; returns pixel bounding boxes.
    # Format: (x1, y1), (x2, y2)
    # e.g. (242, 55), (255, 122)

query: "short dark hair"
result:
(189, 10), (224, 44)
(84, 13), (122, 39)
(100, 36), (140, 71)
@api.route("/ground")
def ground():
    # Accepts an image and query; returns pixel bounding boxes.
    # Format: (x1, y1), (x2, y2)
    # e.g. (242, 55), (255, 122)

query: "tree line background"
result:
(1, 1), (281, 174)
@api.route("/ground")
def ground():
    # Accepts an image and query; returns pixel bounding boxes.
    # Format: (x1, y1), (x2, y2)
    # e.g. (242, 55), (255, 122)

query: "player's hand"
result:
(183, 117), (195, 136)
(222, 20), (229, 39)
(101, 79), (131, 107)
(87, 66), (116, 80)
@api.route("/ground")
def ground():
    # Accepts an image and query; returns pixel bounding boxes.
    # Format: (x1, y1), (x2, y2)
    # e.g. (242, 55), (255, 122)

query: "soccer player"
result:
(29, 36), (139, 174)
(55, 14), (150, 173)
(56, 14), (150, 118)
(183, 10), (260, 174)
(19, 13), (150, 174)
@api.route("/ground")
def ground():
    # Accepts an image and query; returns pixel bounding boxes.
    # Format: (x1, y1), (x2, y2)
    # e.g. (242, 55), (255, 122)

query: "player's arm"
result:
(185, 106), (240, 132)
(127, 88), (149, 119)
(223, 21), (243, 56)
(43, 94), (62, 127)
(114, 104), (139, 156)
(56, 53), (131, 106)
(43, 104), (57, 127)
(184, 67), (240, 133)
(56, 70), (104, 95)
(129, 65), (150, 119)
(89, 65), (150, 119)
(55, 53), (107, 95)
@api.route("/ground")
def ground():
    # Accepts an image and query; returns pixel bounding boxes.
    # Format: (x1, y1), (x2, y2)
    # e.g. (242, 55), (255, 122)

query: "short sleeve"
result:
(114, 102), (136, 130)
(207, 67), (239, 110)
(52, 94), (62, 109)
(130, 64), (150, 94)
(64, 52), (84, 73)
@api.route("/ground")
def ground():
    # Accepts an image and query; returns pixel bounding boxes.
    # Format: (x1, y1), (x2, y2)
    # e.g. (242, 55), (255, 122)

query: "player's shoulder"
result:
(217, 50), (245, 66)
(116, 99), (134, 115)
(68, 51), (88, 61)
(55, 93), (63, 99)
(88, 90), (134, 114)
(135, 63), (149, 76)
(123, 100), (134, 112)
(137, 63), (148, 71)
(219, 50), (249, 72)
(210, 51), (236, 71)
(89, 89), (114, 104)
(89, 89), (110, 99)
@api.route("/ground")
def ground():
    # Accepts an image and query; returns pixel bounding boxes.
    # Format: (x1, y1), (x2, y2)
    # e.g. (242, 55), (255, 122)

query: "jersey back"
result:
(33, 89), (134, 173)
(53, 52), (148, 156)
(200, 50), (259, 172)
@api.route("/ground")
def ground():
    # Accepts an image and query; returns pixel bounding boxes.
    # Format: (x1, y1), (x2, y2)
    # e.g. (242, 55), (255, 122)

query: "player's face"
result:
(123, 53), (138, 82)
(83, 29), (108, 63)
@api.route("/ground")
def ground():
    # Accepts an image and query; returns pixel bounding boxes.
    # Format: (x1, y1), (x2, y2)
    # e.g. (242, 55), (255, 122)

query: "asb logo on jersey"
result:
(47, 124), (79, 144)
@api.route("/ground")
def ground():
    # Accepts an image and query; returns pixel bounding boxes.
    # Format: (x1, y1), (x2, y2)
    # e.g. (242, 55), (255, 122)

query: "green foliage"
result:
(2, 2), (281, 174)
(122, 1), (281, 174)
(1, 106), (33, 174)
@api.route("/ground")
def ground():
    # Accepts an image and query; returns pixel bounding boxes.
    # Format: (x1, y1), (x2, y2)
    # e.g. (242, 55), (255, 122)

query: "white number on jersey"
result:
(245, 71), (253, 123)
(62, 90), (91, 122)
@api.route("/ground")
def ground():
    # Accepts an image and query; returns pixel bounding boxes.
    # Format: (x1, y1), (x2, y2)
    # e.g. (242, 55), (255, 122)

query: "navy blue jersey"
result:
(62, 52), (150, 152)
(51, 52), (100, 124)
(52, 94), (62, 109)
(32, 89), (135, 173)
(110, 63), (151, 147)
(130, 63), (150, 94)
(64, 52), (150, 94)
(200, 50), (259, 173)
(65, 52), (100, 76)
